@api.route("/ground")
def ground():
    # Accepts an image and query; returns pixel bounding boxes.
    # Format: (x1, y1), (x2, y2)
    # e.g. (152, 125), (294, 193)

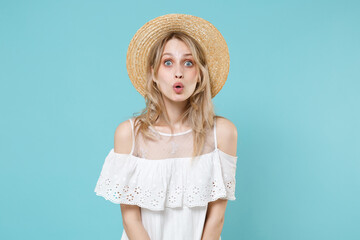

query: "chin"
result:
(172, 96), (190, 102)
(166, 94), (190, 103)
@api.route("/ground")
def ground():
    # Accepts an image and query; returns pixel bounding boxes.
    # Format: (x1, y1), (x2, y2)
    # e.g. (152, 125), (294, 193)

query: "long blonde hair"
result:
(132, 31), (216, 159)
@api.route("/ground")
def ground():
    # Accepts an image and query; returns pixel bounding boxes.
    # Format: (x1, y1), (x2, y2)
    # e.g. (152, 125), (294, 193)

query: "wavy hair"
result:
(132, 31), (216, 159)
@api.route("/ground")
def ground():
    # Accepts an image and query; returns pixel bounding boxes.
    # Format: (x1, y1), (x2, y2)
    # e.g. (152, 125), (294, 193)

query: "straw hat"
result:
(126, 13), (230, 98)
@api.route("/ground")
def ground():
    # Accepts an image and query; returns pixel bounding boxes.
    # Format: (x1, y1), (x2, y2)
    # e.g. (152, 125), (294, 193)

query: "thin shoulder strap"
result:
(128, 118), (135, 155)
(213, 117), (218, 149)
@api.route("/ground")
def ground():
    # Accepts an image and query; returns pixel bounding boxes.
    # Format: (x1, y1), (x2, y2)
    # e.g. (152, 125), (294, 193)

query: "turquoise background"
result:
(1, 0), (359, 239)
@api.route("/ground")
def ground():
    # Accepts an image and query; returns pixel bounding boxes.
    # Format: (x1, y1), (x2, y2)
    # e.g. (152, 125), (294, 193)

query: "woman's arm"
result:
(120, 204), (151, 240)
(115, 120), (151, 240)
(201, 199), (228, 240)
(201, 117), (238, 240)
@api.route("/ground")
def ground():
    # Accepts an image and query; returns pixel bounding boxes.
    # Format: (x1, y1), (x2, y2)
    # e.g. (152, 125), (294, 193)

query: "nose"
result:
(175, 73), (183, 79)
(174, 64), (183, 79)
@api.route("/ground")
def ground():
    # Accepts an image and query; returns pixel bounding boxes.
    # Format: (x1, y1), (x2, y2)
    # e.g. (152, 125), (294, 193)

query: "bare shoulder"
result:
(114, 118), (134, 154)
(215, 116), (238, 157)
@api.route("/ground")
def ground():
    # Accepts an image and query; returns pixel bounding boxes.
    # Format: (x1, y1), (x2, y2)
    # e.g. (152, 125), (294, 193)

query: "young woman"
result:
(95, 14), (238, 240)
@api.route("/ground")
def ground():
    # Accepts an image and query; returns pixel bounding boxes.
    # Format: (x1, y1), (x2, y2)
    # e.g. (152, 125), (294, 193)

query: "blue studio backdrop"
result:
(0, 0), (359, 239)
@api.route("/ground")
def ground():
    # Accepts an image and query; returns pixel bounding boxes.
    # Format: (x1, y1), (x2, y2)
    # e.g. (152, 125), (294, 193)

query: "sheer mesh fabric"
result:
(130, 119), (216, 160)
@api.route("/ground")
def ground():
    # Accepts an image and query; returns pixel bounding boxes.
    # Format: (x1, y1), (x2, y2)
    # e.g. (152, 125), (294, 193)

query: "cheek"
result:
(157, 67), (170, 81)
(189, 69), (199, 83)
(156, 69), (172, 92)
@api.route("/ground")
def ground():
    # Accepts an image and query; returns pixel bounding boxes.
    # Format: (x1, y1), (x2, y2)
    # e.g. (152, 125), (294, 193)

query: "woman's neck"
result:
(157, 98), (189, 129)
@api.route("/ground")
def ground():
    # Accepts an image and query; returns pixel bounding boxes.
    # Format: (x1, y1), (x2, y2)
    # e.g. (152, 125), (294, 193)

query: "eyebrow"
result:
(162, 53), (193, 57)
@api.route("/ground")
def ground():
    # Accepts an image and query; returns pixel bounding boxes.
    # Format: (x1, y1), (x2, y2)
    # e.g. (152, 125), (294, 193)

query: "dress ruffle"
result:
(94, 148), (237, 211)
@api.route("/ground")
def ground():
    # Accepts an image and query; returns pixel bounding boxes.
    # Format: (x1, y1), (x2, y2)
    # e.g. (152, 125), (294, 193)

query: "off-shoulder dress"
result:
(94, 117), (238, 240)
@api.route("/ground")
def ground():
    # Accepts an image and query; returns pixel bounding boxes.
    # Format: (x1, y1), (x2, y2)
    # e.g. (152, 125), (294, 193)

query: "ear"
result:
(151, 67), (158, 84)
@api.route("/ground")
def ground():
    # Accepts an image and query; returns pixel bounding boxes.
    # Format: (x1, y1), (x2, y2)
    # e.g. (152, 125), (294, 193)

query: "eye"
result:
(164, 60), (172, 66)
(185, 60), (193, 66)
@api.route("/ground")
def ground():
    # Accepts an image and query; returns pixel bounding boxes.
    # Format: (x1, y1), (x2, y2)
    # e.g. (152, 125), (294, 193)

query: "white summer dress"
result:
(94, 117), (238, 240)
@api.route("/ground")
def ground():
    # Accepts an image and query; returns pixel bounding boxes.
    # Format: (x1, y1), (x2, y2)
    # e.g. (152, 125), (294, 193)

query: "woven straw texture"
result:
(126, 13), (230, 98)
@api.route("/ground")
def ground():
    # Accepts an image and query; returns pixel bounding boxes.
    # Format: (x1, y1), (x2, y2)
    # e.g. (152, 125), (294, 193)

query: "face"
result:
(152, 38), (199, 103)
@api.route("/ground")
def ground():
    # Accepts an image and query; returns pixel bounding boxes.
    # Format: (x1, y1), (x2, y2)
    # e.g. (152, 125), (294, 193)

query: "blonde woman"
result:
(95, 14), (238, 240)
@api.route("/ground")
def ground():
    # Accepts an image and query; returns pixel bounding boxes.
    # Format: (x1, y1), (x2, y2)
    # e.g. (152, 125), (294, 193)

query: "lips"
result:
(173, 82), (184, 88)
(173, 82), (184, 93)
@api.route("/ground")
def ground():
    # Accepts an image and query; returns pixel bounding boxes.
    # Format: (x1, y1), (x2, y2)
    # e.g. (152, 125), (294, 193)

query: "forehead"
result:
(162, 38), (192, 54)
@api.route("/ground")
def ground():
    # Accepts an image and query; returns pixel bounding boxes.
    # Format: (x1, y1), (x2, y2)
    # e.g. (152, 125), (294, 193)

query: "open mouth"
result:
(173, 82), (184, 93)
(173, 82), (184, 88)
